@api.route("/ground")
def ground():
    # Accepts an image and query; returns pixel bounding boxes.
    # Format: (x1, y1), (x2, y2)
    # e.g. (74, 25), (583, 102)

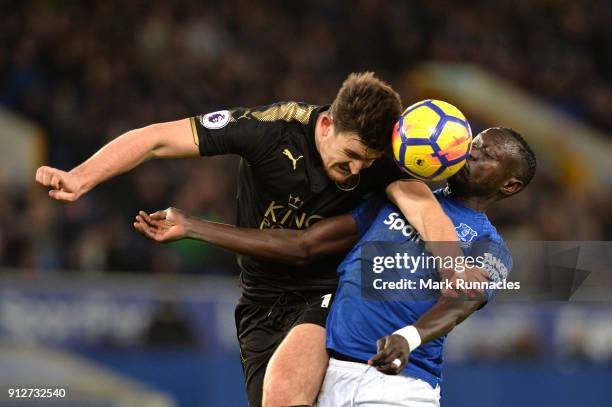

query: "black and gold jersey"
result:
(191, 102), (405, 302)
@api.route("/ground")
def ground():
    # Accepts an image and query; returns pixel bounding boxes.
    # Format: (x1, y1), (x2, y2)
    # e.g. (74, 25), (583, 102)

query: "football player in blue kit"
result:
(133, 126), (536, 406)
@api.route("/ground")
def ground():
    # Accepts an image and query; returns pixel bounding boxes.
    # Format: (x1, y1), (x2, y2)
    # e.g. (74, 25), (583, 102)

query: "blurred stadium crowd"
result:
(1, 0), (611, 275)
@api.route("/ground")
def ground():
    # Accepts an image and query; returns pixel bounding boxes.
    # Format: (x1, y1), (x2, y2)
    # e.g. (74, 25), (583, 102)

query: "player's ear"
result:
(500, 177), (523, 197)
(320, 113), (334, 138)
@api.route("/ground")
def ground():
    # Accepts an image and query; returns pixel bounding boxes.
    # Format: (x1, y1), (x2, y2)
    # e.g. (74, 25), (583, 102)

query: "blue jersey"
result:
(326, 188), (513, 388)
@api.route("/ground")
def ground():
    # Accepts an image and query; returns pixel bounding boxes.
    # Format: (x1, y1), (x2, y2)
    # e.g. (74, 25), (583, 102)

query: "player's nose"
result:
(468, 145), (479, 161)
(349, 161), (364, 175)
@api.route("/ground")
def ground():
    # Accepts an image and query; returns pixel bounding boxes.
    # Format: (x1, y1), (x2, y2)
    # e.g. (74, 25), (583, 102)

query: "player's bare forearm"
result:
(386, 180), (462, 262)
(185, 215), (358, 266)
(135, 208), (358, 266)
(71, 119), (197, 191)
(36, 119), (198, 201)
(413, 297), (483, 344)
(186, 217), (308, 264)
(386, 180), (458, 243)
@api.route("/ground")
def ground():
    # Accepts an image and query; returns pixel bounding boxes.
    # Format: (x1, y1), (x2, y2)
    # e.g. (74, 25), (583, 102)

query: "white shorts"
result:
(316, 357), (441, 407)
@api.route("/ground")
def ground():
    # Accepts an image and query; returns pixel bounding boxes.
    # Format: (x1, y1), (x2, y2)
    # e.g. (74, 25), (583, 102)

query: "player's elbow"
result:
(291, 234), (326, 266)
(147, 124), (172, 159)
(115, 124), (162, 162)
(293, 240), (315, 266)
(148, 119), (196, 159)
(440, 286), (486, 302)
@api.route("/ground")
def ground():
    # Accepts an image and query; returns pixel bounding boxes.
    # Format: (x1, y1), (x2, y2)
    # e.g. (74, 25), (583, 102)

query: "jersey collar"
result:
(306, 105), (331, 193)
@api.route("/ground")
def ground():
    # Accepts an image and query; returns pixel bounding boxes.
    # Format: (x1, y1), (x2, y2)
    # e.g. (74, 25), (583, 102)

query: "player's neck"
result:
(314, 113), (324, 155)
(451, 194), (494, 213)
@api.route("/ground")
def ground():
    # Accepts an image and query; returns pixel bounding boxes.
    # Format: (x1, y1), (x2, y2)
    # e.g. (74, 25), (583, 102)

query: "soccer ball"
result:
(392, 100), (472, 181)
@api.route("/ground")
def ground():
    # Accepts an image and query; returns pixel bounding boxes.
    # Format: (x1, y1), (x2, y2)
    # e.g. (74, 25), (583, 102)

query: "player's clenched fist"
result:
(133, 208), (188, 242)
(35, 166), (83, 201)
(368, 334), (410, 375)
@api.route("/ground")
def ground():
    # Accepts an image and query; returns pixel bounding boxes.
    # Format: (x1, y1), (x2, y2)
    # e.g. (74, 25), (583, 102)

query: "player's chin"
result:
(328, 167), (352, 182)
(450, 166), (469, 183)
(447, 172), (471, 193)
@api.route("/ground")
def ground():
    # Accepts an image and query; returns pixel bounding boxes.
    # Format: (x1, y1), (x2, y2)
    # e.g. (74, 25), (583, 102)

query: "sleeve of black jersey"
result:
(190, 105), (282, 164)
(369, 150), (411, 190)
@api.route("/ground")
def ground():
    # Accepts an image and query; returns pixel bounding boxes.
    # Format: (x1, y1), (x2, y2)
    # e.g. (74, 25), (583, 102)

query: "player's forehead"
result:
(477, 128), (520, 164)
(476, 128), (506, 150)
(339, 132), (383, 160)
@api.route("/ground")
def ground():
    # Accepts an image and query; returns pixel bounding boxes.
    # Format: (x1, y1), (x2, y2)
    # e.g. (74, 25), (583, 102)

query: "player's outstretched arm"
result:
(368, 297), (483, 374)
(133, 208), (359, 266)
(35, 119), (198, 201)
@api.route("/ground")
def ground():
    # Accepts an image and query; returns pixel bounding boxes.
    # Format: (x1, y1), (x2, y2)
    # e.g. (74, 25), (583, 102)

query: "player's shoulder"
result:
(482, 219), (503, 241)
(433, 187), (453, 204)
(473, 207), (506, 245)
(473, 217), (512, 267)
(242, 101), (322, 126)
(433, 188), (503, 244)
(473, 211), (506, 248)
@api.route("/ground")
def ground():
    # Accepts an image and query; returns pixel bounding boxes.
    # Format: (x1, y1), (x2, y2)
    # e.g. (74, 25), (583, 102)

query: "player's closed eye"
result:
(482, 146), (495, 159)
(345, 149), (378, 168)
(344, 149), (364, 160)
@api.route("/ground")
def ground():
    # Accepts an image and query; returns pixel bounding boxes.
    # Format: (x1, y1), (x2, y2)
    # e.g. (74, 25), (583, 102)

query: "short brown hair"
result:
(330, 72), (402, 151)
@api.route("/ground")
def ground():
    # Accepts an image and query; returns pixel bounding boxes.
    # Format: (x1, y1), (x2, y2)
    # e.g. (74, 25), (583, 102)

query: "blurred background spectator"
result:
(1, 0), (610, 275)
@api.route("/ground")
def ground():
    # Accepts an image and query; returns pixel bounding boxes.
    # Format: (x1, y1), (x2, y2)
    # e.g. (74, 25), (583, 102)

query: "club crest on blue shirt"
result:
(455, 222), (478, 242)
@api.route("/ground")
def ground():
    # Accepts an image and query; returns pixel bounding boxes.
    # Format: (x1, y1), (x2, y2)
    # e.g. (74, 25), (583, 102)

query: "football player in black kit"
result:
(37, 72), (461, 407)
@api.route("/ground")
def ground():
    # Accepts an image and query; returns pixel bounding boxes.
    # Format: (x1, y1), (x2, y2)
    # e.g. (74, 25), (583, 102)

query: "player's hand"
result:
(35, 166), (84, 201)
(133, 208), (188, 242)
(368, 334), (410, 375)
